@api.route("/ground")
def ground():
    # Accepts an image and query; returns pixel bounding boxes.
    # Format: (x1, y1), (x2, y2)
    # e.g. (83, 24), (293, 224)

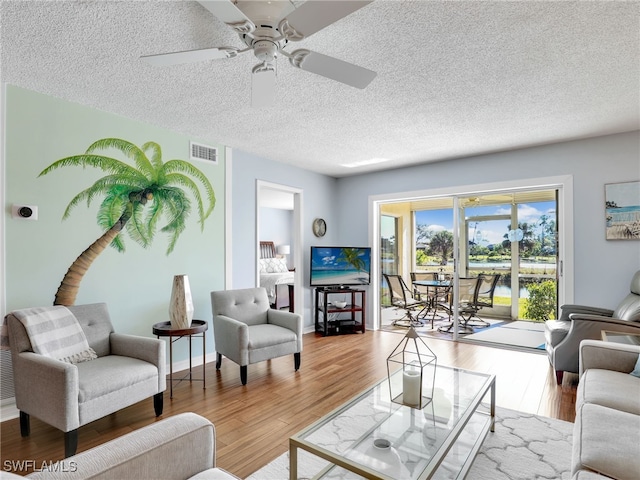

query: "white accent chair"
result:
(211, 287), (302, 385)
(5, 303), (166, 457)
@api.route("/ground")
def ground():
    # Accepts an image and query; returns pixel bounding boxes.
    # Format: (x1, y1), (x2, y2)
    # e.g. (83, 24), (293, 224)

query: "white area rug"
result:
(501, 321), (547, 332)
(464, 321), (546, 350)
(381, 308), (546, 352)
(247, 407), (573, 480)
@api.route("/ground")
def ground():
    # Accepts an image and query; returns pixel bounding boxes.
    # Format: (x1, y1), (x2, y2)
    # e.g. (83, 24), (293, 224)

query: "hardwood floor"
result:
(1, 330), (578, 478)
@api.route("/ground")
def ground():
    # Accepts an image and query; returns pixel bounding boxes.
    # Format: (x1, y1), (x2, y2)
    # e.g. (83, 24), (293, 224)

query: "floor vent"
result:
(190, 141), (218, 164)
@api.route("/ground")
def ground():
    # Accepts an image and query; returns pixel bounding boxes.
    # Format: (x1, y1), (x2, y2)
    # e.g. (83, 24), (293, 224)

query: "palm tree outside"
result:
(39, 138), (216, 306)
(428, 230), (454, 265)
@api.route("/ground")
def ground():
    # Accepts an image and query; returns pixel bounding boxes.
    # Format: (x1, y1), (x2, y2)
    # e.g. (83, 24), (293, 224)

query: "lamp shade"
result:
(169, 274), (194, 329)
(277, 244), (290, 255)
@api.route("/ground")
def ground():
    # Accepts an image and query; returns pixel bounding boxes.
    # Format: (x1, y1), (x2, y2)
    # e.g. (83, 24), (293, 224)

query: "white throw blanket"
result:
(12, 306), (97, 364)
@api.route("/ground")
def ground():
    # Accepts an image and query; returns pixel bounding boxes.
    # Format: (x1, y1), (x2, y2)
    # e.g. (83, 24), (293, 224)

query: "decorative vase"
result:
(169, 274), (194, 329)
(364, 438), (403, 477)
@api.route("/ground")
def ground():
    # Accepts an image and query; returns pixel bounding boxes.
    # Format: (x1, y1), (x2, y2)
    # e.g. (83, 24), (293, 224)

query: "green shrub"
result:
(523, 280), (557, 321)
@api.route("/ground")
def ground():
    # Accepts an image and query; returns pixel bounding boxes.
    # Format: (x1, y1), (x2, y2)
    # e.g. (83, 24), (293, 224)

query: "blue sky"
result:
(414, 201), (556, 246)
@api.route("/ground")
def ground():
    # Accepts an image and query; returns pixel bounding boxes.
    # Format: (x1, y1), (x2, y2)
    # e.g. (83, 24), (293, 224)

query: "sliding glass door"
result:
(380, 215), (399, 307)
(461, 205), (512, 318)
(378, 187), (559, 329)
(458, 190), (558, 321)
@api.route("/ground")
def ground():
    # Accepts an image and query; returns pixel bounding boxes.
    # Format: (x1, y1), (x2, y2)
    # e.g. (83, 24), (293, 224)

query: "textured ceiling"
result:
(1, 1), (639, 177)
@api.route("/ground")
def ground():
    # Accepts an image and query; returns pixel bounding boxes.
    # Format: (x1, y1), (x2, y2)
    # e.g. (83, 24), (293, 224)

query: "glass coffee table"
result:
(289, 365), (495, 480)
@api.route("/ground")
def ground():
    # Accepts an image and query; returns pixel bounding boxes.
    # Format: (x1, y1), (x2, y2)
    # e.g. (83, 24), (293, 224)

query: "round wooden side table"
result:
(153, 319), (208, 399)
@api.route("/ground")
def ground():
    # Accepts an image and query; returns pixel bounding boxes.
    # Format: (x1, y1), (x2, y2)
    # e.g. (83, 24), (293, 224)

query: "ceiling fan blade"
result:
(141, 47), (239, 66)
(251, 64), (276, 108)
(279, 0), (373, 40)
(197, 1), (255, 33)
(290, 49), (376, 89)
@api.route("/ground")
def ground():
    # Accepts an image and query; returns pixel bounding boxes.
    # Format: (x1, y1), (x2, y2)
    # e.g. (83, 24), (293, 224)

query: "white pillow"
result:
(261, 258), (288, 273)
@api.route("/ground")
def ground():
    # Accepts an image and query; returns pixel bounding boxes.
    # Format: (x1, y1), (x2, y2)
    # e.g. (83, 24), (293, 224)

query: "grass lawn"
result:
(493, 296), (545, 321)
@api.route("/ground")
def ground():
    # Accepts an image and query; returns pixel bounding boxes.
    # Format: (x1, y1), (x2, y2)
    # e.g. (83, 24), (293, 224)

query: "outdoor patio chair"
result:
(411, 272), (435, 300)
(384, 274), (429, 328)
(461, 274), (501, 328)
(437, 277), (481, 334)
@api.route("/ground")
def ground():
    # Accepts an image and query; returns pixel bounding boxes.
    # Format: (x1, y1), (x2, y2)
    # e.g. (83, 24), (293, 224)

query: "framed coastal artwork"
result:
(605, 180), (640, 240)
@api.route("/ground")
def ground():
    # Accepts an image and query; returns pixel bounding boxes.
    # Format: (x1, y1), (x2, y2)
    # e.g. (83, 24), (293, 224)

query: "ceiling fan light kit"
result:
(251, 63), (276, 108)
(141, 0), (377, 107)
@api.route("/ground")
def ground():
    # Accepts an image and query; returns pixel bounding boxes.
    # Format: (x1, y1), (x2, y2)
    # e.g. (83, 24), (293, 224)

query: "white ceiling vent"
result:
(190, 141), (218, 164)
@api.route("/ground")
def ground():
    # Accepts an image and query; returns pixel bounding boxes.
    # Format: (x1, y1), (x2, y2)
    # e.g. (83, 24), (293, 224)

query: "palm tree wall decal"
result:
(39, 138), (216, 306)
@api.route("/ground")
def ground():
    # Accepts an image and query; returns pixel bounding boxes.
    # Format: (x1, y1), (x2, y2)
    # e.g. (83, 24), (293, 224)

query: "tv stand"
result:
(314, 287), (365, 336)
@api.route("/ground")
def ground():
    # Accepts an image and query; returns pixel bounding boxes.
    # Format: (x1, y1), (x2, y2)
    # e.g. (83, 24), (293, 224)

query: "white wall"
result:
(231, 149), (338, 327)
(1, 86), (226, 410)
(335, 131), (640, 309)
(3, 86), (226, 359)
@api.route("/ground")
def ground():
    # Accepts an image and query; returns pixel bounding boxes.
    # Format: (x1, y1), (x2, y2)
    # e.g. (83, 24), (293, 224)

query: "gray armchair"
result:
(5, 303), (166, 457)
(211, 287), (302, 385)
(545, 270), (640, 384)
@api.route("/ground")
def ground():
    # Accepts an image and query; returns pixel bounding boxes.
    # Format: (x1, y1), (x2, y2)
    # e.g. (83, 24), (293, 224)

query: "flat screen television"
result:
(310, 246), (371, 287)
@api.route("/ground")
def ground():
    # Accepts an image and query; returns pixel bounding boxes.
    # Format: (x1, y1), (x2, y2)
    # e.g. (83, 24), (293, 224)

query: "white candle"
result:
(403, 370), (421, 406)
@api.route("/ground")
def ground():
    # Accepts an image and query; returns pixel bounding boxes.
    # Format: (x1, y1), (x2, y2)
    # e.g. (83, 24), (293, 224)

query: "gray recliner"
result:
(5, 303), (166, 457)
(545, 270), (640, 384)
(211, 287), (302, 385)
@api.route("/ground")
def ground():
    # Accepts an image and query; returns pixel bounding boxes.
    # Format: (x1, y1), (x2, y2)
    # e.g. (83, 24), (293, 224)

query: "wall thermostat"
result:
(11, 204), (38, 220)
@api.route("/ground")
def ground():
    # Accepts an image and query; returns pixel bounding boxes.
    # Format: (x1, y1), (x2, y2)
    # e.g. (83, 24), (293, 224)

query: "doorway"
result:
(370, 175), (573, 345)
(256, 181), (303, 314)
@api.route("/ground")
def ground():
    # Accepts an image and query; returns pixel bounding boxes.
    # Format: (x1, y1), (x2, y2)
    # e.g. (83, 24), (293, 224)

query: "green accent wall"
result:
(4, 85), (225, 363)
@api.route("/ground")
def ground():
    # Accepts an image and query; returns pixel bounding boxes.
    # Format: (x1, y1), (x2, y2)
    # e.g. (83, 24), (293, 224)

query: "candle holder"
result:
(386, 327), (437, 409)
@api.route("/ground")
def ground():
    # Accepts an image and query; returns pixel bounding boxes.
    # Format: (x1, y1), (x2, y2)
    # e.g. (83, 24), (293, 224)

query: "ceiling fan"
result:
(141, 0), (377, 107)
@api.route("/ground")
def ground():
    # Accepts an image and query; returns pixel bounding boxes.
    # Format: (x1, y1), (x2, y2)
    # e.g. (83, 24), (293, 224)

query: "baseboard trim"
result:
(167, 352), (214, 375)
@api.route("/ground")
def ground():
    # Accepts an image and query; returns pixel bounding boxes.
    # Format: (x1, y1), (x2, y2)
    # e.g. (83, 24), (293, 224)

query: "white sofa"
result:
(572, 340), (640, 479)
(1, 413), (239, 479)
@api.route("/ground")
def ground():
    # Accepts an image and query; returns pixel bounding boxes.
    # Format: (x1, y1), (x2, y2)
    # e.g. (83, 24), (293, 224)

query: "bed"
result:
(259, 241), (294, 310)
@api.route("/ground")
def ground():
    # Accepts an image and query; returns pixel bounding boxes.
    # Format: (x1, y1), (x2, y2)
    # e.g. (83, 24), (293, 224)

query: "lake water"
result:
(469, 261), (556, 270)
(495, 285), (530, 299)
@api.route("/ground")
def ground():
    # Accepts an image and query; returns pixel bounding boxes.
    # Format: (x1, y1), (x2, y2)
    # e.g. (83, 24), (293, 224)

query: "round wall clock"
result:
(312, 218), (327, 237)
